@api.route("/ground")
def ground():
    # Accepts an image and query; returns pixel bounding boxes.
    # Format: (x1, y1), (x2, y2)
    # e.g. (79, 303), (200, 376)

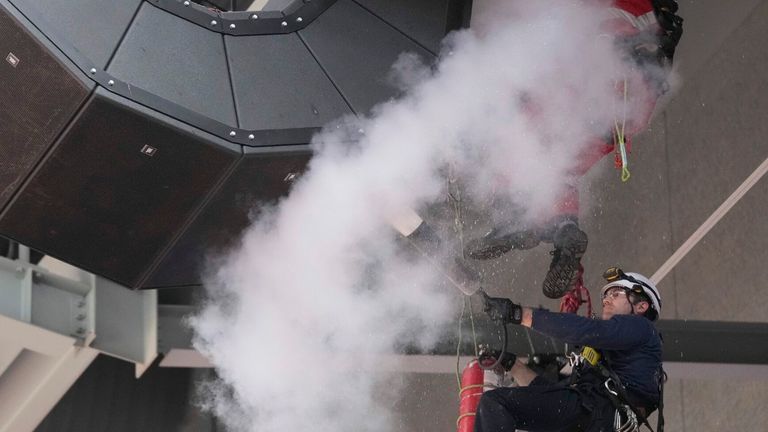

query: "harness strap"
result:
(598, 364), (657, 432)
(570, 352), (660, 432)
(656, 368), (666, 432)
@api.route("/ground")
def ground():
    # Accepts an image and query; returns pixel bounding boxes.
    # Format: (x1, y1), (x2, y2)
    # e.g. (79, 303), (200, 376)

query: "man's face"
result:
(601, 287), (634, 320)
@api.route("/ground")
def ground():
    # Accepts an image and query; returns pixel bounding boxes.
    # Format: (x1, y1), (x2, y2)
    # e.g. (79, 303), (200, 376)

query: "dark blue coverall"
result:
(473, 309), (662, 432)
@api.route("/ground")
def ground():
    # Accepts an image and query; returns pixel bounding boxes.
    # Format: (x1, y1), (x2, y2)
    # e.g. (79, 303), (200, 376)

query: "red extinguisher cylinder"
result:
(457, 360), (485, 432)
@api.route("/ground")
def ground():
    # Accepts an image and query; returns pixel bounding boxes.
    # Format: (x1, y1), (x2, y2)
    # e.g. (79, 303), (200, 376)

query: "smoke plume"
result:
(189, 0), (655, 430)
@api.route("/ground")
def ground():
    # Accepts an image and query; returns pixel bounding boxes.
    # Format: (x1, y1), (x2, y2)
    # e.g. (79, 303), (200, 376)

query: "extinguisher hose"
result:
(478, 323), (508, 371)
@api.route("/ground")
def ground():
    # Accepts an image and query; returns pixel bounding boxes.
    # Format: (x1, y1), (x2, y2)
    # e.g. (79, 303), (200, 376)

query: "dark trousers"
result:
(473, 377), (611, 432)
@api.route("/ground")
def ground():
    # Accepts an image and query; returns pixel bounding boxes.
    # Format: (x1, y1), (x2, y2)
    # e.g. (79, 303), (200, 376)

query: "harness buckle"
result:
(604, 377), (620, 397)
(567, 352), (582, 369)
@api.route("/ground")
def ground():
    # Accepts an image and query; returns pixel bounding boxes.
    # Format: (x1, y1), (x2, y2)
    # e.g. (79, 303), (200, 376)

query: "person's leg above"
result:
(463, 198), (541, 261)
(542, 219), (588, 299)
(388, 207), (482, 295)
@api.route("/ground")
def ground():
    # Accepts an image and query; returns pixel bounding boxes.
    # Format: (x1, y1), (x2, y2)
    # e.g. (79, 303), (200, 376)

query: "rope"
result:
(456, 384), (497, 428)
(449, 171), (479, 353)
(455, 280), (480, 391)
(458, 383), (496, 397)
(559, 265), (592, 316)
(614, 78), (631, 182)
(449, 165), (478, 372)
(468, 296), (478, 356)
(459, 384), (487, 392)
(448, 163), (466, 254)
(455, 297), (467, 390)
(456, 412), (477, 428)
(449, 166), (487, 432)
(405, 239), (474, 294)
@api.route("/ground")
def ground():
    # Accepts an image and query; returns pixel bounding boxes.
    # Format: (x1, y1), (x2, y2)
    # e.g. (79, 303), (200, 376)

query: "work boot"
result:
(463, 226), (541, 260)
(542, 222), (588, 299)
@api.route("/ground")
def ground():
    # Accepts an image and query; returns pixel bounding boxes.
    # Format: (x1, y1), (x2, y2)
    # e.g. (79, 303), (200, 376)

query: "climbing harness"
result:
(566, 343), (664, 432)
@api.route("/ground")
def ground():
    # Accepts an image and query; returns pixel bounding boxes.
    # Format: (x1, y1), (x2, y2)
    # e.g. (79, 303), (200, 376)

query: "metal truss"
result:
(0, 247), (157, 432)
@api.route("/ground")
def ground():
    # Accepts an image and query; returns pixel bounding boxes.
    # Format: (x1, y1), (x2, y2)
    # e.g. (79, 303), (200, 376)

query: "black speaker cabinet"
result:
(0, 0), (472, 288)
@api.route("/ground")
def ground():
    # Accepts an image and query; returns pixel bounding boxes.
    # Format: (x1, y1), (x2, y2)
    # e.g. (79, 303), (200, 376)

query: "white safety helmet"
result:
(600, 269), (662, 321)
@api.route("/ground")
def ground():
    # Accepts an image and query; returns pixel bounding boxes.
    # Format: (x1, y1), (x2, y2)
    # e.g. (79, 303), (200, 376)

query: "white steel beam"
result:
(0, 250), (159, 431)
(0, 315), (98, 432)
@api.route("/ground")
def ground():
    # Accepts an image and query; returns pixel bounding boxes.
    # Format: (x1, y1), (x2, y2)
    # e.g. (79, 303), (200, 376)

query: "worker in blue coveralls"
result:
(475, 268), (665, 432)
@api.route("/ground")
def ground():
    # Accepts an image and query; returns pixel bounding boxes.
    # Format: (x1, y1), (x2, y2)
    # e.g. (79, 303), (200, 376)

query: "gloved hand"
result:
(480, 291), (523, 325)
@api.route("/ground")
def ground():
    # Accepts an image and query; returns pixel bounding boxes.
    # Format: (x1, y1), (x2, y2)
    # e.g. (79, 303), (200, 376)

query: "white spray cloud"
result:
(190, 1), (655, 430)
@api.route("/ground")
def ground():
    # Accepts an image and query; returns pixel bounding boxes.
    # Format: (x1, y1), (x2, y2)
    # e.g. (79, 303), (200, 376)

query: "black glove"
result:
(481, 292), (523, 325)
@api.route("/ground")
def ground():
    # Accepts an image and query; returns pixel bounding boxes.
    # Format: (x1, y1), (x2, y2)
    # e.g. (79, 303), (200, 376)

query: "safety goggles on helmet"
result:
(601, 287), (628, 301)
(600, 267), (662, 320)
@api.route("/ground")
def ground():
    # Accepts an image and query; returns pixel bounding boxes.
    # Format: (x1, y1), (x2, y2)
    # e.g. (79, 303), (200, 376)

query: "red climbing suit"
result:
(554, 0), (665, 216)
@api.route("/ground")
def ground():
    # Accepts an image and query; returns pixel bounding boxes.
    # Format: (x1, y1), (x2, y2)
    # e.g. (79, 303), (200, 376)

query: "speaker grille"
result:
(144, 145), (311, 288)
(0, 5), (90, 210)
(0, 89), (240, 287)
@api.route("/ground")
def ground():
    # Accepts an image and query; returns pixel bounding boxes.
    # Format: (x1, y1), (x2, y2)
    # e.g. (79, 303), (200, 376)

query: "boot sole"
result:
(542, 228), (588, 299)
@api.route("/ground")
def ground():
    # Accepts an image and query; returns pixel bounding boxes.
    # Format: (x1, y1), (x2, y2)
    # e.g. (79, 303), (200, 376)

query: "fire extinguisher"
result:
(457, 359), (496, 432)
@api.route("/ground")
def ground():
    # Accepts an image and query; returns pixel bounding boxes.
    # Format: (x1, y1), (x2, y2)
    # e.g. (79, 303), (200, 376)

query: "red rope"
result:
(559, 264), (592, 317)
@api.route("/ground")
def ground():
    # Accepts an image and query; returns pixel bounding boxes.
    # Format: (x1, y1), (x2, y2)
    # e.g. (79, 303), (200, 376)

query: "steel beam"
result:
(0, 254), (94, 340)
(443, 318), (768, 365)
(0, 249), (162, 431)
(154, 305), (768, 367)
(1, 251), (158, 372)
(656, 319), (768, 364)
(0, 315), (99, 432)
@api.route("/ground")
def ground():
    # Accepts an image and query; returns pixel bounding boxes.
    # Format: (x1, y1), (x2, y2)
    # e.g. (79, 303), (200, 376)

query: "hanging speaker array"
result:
(0, 0), (472, 288)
